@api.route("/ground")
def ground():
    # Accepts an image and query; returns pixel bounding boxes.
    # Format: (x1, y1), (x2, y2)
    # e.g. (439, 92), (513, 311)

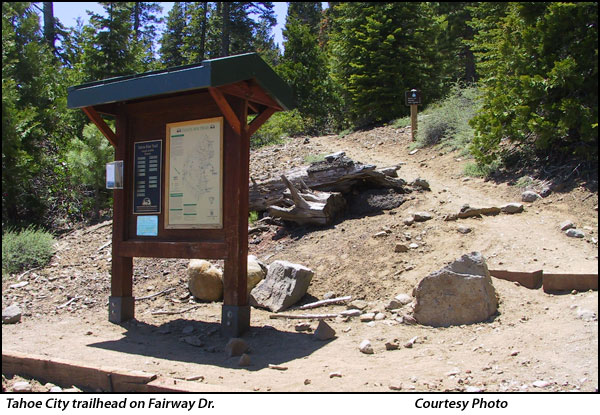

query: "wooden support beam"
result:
(82, 106), (118, 147)
(208, 87), (241, 136)
(248, 107), (276, 137)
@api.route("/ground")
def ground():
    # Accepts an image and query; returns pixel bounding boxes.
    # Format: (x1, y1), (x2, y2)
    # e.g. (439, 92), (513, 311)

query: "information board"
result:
(165, 118), (223, 229)
(133, 140), (162, 214)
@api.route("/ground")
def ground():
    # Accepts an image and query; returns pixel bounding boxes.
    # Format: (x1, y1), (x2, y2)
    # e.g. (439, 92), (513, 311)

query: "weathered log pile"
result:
(250, 152), (409, 225)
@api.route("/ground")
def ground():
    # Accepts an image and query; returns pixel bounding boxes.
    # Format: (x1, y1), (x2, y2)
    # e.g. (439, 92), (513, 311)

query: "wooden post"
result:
(410, 104), (418, 141)
(109, 107), (134, 323)
(221, 96), (250, 338)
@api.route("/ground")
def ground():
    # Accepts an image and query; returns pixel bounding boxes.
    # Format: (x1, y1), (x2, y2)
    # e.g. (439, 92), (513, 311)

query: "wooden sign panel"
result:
(165, 117), (224, 229)
(405, 89), (422, 106)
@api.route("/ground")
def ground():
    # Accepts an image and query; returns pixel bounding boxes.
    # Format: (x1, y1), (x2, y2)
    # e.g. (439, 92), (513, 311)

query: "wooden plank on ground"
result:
(2, 350), (156, 392)
(144, 376), (247, 393)
(489, 269), (543, 289)
(542, 273), (598, 293)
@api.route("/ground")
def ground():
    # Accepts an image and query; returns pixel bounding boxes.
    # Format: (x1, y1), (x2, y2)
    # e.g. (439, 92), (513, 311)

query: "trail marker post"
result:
(405, 89), (422, 141)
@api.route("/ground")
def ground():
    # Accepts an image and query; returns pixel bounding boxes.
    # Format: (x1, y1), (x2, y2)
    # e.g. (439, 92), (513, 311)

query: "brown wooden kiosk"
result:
(67, 53), (294, 337)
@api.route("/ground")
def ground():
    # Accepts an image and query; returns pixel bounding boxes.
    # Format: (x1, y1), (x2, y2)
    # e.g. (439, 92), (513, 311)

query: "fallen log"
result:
(250, 153), (407, 212)
(268, 175), (346, 225)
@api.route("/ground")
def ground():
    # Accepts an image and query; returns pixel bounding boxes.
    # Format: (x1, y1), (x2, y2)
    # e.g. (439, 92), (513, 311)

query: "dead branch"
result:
(298, 296), (352, 310)
(269, 313), (339, 320)
(150, 305), (202, 315)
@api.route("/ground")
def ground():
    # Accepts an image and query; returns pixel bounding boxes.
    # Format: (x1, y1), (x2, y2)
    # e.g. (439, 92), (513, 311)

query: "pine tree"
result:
(159, 2), (188, 67)
(329, 2), (442, 126)
(469, 2), (598, 165)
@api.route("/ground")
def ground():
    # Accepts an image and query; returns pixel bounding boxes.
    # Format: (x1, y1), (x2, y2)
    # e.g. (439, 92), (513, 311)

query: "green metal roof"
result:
(67, 53), (294, 110)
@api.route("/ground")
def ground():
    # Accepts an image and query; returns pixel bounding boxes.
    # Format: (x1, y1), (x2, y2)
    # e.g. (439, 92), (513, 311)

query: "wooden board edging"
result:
(2, 350), (246, 393)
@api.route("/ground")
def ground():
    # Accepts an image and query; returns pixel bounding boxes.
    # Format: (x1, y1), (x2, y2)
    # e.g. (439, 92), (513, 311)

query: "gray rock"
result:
(395, 243), (409, 253)
(522, 191), (541, 202)
(532, 380), (551, 388)
(394, 293), (412, 305)
(180, 336), (204, 347)
(413, 212), (433, 222)
(560, 221), (576, 231)
(412, 252), (498, 327)
(295, 322), (312, 332)
(187, 259), (223, 301)
(182, 325), (194, 334)
(501, 203), (524, 214)
(323, 292), (336, 300)
(2, 305), (22, 324)
(385, 299), (402, 310)
(403, 217), (415, 226)
(565, 229), (585, 238)
(225, 338), (249, 357)
(457, 225), (472, 234)
(49, 386), (63, 393)
(348, 300), (368, 310)
(540, 187), (552, 197)
(238, 353), (251, 366)
(314, 320), (336, 340)
(576, 308), (597, 321)
(359, 339), (374, 354)
(409, 243), (420, 249)
(249, 260), (314, 312)
(12, 381), (32, 392)
(385, 340), (400, 350)
(360, 312), (376, 322)
(410, 178), (430, 190)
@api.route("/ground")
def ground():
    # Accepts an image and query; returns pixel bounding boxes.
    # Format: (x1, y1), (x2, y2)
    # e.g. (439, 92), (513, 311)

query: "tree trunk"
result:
(43, 2), (56, 53)
(220, 2), (230, 57)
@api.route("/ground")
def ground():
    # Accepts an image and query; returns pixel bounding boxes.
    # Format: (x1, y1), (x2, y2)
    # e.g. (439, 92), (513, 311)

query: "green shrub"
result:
(248, 211), (259, 225)
(2, 226), (55, 276)
(463, 160), (500, 178)
(415, 83), (482, 153)
(250, 109), (306, 148)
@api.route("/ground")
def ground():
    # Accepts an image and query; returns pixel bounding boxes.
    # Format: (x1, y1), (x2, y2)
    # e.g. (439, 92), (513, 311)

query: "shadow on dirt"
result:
(88, 317), (333, 371)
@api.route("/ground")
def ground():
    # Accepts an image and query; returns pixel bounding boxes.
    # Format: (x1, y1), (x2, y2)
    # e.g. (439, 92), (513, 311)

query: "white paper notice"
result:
(167, 118), (222, 228)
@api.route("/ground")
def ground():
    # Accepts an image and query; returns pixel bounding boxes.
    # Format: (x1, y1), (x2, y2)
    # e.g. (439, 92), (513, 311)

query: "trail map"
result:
(166, 118), (222, 228)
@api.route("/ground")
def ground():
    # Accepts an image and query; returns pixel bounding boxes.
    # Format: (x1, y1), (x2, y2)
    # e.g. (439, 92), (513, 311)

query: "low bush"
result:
(2, 226), (55, 276)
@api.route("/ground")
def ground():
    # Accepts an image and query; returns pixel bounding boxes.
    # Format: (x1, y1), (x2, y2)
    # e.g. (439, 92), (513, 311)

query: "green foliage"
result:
(304, 154), (326, 164)
(463, 160), (500, 178)
(469, 2), (598, 167)
(329, 2), (446, 126)
(248, 210), (259, 224)
(2, 226), (55, 276)
(65, 124), (115, 221)
(250, 109), (306, 148)
(277, 2), (341, 134)
(415, 83), (482, 153)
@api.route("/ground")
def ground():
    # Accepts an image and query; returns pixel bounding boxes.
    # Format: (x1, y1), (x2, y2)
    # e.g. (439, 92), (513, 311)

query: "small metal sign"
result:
(133, 140), (162, 214)
(405, 89), (422, 106)
(136, 215), (158, 236)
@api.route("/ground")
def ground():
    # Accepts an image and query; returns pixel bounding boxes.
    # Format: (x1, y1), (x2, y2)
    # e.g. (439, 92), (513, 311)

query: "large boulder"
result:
(247, 255), (267, 294)
(188, 259), (223, 301)
(412, 252), (498, 327)
(249, 260), (314, 312)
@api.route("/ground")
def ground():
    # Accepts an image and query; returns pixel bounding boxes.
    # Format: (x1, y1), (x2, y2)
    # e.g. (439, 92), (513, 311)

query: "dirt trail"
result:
(2, 126), (598, 393)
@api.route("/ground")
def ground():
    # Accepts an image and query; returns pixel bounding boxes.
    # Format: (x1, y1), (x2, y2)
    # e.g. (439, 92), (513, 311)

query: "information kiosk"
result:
(67, 53), (294, 337)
